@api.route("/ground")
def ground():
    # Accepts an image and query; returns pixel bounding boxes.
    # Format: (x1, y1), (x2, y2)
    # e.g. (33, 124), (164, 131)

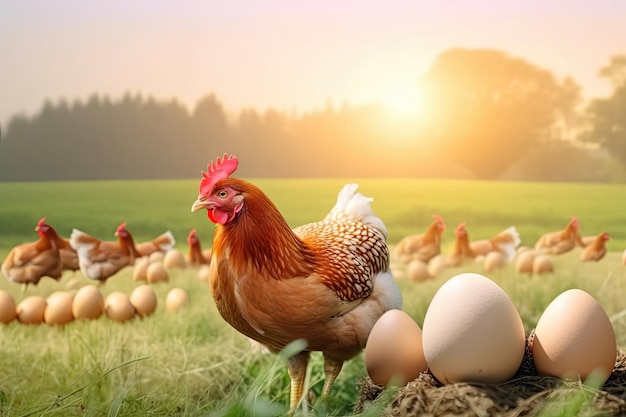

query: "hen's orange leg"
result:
(321, 356), (343, 397)
(287, 351), (310, 410)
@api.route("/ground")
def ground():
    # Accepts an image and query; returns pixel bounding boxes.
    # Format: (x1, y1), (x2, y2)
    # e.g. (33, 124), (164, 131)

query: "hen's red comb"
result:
(116, 222), (127, 233)
(432, 214), (444, 224)
(37, 217), (46, 228)
(199, 154), (239, 195)
(188, 229), (197, 238)
(456, 222), (466, 232)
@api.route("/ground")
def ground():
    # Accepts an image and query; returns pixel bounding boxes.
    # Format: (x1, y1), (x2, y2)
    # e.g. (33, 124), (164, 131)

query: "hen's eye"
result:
(218, 190), (229, 199)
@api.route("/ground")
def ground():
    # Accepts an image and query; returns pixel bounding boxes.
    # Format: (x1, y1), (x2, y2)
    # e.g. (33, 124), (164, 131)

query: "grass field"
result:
(1, 178), (626, 416)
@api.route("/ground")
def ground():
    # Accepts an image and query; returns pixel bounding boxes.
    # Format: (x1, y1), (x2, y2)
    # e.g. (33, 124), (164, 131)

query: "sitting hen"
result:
(135, 230), (176, 257)
(394, 214), (446, 263)
(191, 154), (402, 410)
(535, 216), (582, 255)
(70, 222), (140, 284)
(1, 217), (64, 288)
(469, 226), (521, 261)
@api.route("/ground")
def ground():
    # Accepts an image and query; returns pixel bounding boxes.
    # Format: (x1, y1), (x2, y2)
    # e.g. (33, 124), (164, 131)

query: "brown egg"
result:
(533, 255), (554, 274)
(532, 289), (617, 384)
(133, 257), (149, 282)
(515, 250), (536, 274)
(407, 260), (431, 282)
(105, 292), (135, 322)
(365, 309), (427, 386)
(165, 288), (189, 312)
(484, 251), (506, 273)
(0, 290), (17, 324)
(163, 249), (187, 269)
(17, 296), (47, 324)
(147, 262), (169, 284)
(149, 251), (164, 263)
(129, 285), (157, 317)
(72, 285), (104, 320)
(427, 254), (446, 278)
(197, 264), (211, 281)
(44, 291), (75, 326)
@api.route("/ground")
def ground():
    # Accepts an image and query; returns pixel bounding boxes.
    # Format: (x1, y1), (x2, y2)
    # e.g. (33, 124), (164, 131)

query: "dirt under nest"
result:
(355, 333), (626, 417)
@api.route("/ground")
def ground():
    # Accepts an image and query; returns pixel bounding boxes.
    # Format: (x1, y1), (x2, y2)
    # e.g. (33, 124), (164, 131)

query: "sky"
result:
(1, 0), (626, 127)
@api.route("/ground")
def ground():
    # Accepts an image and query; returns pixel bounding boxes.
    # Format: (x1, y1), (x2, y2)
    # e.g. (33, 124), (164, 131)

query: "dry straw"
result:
(356, 332), (626, 416)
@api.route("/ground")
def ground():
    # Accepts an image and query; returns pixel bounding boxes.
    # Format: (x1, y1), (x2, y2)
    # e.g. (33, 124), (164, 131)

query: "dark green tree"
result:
(580, 55), (626, 180)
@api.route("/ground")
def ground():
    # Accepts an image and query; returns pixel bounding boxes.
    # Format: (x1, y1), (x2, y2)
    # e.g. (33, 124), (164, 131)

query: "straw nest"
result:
(355, 332), (626, 416)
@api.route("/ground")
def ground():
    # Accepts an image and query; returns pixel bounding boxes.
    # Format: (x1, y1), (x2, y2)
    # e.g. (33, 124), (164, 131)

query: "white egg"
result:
(422, 273), (526, 384)
(532, 289), (617, 384)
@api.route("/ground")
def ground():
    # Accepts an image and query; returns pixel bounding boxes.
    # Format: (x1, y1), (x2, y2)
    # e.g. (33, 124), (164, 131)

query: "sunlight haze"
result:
(1, 0), (625, 126)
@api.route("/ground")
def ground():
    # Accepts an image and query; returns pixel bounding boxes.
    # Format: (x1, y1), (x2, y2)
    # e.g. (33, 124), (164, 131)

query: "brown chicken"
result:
(186, 229), (211, 266)
(469, 226), (521, 261)
(394, 214), (446, 263)
(135, 230), (176, 257)
(69, 222), (140, 283)
(1, 217), (64, 287)
(580, 232), (610, 262)
(40, 219), (80, 272)
(445, 223), (476, 267)
(191, 154), (402, 410)
(535, 217), (581, 255)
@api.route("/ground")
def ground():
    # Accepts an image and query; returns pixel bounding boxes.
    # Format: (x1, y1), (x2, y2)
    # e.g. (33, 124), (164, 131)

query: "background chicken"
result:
(186, 229), (211, 266)
(535, 216), (581, 255)
(41, 219), (80, 272)
(70, 222), (140, 283)
(394, 214), (445, 263)
(469, 226), (521, 261)
(445, 222), (476, 267)
(1, 217), (63, 288)
(135, 230), (175, 257)
(580, 232), (610, 262)
(191, 154), (402, 410)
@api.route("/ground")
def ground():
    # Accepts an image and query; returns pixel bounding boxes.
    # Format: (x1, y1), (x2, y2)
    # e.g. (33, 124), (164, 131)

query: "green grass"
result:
(1, 178), (626, 415)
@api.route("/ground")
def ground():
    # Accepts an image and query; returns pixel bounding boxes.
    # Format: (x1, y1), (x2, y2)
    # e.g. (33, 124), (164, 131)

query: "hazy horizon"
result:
(2, 0), (626, 127)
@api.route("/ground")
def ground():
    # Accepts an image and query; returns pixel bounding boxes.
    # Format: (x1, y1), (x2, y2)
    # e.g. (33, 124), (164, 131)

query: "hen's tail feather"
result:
(494, 226), (521, 261)
(325, 183), (388, 238)
(69, 229), (98, 248)
(155, 230), (176, 252)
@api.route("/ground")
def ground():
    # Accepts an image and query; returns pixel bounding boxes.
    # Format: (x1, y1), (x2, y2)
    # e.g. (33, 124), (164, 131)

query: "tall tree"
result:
(420, 48), (580, 179)
(580, 55), (626, 179)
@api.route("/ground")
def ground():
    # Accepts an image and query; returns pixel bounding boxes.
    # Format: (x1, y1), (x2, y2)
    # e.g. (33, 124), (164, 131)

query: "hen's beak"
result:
(191, 197), (206, 213)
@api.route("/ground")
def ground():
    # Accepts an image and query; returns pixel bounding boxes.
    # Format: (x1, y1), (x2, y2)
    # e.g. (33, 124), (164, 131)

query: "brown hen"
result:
(1, 217), (64, 288)
(70, 222), (140, 284)
(394, 214), (446, 263)
(191, 155), (402, 410)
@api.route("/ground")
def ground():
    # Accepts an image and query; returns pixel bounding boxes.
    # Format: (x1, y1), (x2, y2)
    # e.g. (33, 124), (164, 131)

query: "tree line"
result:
(1, 48), (625, 182)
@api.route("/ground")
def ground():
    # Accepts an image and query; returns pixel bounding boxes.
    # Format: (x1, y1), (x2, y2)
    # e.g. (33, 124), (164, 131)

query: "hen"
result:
(135, 230), (176, 257)
(70, 222), (140, 283)
(580, 232), (610, 262)
(535, 217), (581, 255)
(394, 215), (446, 263)
(469, 226), (521, 261)
(1, 217), (64, 287)
(41, 219), (80, 272)
(191, 155), (402, 410)
(186, 229), (211, 266)
(445, 223), (476, 267)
